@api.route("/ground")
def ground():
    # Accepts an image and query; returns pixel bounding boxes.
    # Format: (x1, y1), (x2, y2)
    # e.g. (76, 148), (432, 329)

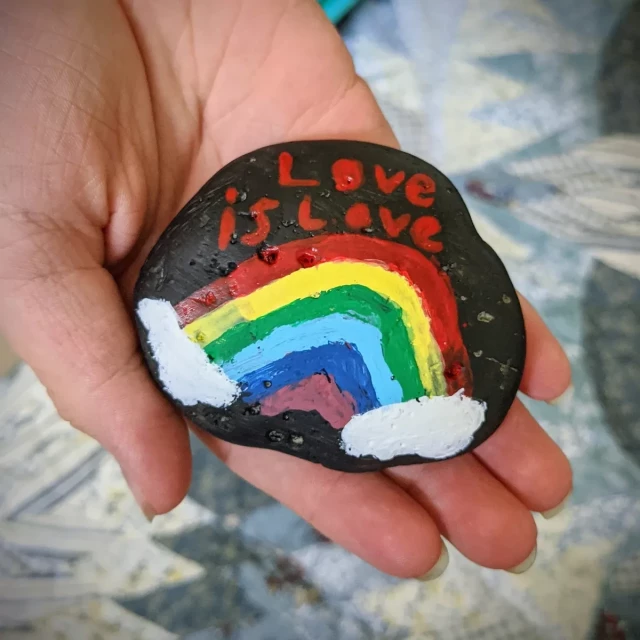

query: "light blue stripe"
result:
(222, 314), (403, 406)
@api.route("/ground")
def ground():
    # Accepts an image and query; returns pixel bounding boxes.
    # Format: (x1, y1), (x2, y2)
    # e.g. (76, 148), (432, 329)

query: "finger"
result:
(519, 295), (572, 401)
(388, 456), (537, 570)
(474, 398), (572, 514)
(200, 432), (444, 579)
(0, 261), (191, 517)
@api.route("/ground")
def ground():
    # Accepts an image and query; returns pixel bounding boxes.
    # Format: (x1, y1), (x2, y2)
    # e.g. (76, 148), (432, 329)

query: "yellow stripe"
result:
(184, 261), (446, 394)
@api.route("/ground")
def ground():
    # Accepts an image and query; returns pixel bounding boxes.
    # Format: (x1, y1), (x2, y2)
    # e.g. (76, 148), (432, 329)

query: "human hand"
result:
(0, 0), (571, 578)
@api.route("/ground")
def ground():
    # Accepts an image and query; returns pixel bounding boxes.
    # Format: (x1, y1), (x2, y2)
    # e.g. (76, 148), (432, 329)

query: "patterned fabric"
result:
(1, 1), (640, 638)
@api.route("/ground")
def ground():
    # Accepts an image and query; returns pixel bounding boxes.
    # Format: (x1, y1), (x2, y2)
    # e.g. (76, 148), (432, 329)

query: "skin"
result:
(0, 0), (572, 577)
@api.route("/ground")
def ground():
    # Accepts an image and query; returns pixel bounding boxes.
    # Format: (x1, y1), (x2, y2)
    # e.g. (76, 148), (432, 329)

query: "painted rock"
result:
(134, 141), (525, 472)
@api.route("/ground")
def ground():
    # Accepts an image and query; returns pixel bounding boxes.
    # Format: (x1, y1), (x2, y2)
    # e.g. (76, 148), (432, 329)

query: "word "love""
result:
(218, 152), (443, 253)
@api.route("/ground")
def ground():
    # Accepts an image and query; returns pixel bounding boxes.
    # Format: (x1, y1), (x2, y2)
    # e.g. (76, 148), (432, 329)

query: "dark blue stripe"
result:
(239, 342), (380, 413)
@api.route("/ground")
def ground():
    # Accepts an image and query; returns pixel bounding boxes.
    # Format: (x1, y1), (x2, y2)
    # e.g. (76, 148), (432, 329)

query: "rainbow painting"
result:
(137, 234), (487, 462)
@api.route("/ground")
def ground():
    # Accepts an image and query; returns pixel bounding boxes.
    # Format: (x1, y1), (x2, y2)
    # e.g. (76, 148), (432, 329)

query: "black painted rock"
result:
(134, 141), (525, 472)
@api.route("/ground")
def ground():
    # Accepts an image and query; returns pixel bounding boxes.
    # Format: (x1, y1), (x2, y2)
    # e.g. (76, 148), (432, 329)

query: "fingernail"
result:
(548, 384), (574, 408)
(418, 541), (449, 581)
(541, 491), (572, 520)
(139, 502), (157, 523)
(507, 546), (536, 574)
(120, 466), (156, 522)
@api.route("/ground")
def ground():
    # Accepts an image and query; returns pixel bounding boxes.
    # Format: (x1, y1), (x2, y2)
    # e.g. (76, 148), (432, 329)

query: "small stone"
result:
(290, 433), (304, 446)
(243, 403), (261, 416)
(257, 243), (280, 264)
(297, 248), (318, 268)
(218, 262), (238, 276)
(134, 139), (525, 473)
(477, 311), (495, 323)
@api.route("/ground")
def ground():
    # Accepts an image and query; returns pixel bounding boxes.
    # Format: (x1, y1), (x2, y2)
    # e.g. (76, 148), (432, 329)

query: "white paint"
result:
(340, 390), (486, 460)
(136, 298), (240, 407)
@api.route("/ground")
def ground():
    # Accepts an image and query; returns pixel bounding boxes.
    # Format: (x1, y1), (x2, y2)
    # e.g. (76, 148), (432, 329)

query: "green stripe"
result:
(204, 284), (425, 401)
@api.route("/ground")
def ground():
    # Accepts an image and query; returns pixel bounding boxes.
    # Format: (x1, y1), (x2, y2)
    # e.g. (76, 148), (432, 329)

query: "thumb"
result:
(0, 231), (191, 517)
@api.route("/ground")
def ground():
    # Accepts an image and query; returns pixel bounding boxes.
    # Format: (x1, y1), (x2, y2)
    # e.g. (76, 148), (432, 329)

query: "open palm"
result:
(0, 0), (572, 577)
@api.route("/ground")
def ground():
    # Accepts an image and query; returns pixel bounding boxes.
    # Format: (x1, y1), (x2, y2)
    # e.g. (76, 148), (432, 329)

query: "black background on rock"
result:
(134, 141), (525, 471)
